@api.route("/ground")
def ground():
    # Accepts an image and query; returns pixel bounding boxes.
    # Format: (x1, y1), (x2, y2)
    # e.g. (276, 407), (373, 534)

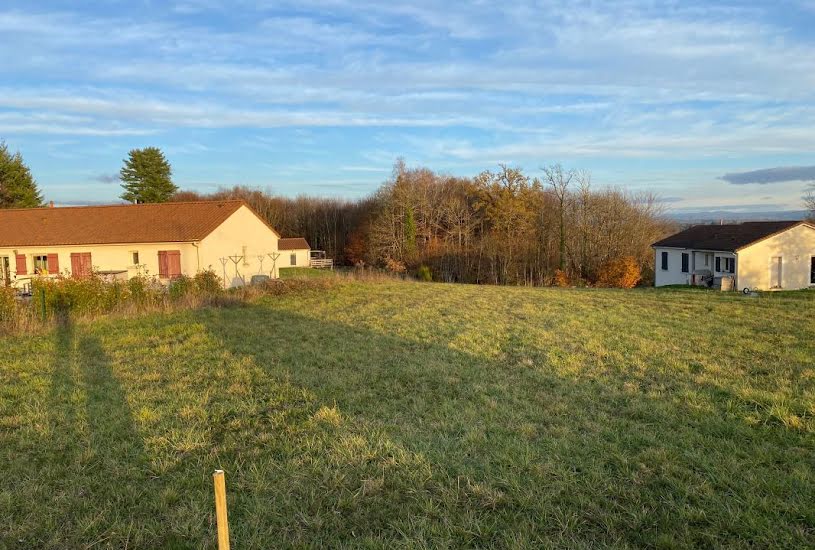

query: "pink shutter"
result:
(70, 253), (92, 278)
(70, 253), (81, 277)
(81, 253), (92, 277)
(47, 253), (59, 273)
(158, 251), (169, 278)
(15, 254), (27, 275)
(168, 250), (182, 278)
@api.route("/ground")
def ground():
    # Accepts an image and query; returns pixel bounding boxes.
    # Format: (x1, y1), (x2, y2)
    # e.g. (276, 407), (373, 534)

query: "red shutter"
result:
(168, 250), (182, 278)
(70, 252), (92, 278)
(70, 253), (81, 277)
(15, 254), (27, 275)
(47, 253), (59, 273)
(158, 251), (169, 278)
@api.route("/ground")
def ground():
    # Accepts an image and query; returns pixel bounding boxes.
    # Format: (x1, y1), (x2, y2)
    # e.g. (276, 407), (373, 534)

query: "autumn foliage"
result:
(553, 270), (570, 287)
(595, 256), (642, 288)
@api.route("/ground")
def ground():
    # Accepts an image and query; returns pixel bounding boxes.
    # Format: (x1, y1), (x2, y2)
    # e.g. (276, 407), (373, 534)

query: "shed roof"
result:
(278, 237), (311, 250)
(0, 200), (261, 247)
(652, 221), (806, 252)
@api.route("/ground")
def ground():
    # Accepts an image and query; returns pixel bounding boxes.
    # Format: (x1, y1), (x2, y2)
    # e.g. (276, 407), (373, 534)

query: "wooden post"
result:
(213, 469), (230, 550)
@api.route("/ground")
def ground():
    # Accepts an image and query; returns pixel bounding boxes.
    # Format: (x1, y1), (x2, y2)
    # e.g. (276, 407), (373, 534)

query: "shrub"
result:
(553, 269), (569, 287)
(0, 286), (17, 322)
(595, 256), (642, 289)
(417, 265), (432, 282)
(168, 275), (195, 300)
(194, 269), (223, 294)
(384, 257), (407, 274)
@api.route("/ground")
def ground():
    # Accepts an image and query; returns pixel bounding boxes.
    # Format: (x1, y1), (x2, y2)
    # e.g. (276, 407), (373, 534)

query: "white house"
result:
(652, 220), (815, 291)
(0, 200), (310, 289)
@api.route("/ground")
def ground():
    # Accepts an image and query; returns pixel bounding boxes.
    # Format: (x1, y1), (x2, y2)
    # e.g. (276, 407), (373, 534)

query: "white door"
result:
(771, 257), (782, 288)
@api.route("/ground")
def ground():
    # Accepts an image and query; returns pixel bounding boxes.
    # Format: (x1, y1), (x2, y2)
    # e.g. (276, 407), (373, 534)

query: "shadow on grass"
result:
(193, 303), (814, 548)
(5, 301), (812, 548)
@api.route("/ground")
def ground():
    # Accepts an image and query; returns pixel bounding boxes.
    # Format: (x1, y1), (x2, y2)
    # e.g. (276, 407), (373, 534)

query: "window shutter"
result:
(168, 250), (181, 278)
(15, 254), (27, 275)
(47, 253), (59, 273)
(70, 252), (92, 278)
(715, 257), (721, 272)
(158, 251), (169, 278)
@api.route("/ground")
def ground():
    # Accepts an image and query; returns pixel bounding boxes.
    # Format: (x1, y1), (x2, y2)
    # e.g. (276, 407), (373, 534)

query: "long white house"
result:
(652, 220), (815, 291)
(0, 200), (311, 289)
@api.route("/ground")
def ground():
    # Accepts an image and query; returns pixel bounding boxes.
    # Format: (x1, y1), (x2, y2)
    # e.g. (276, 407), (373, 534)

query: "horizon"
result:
(2, 1), (815, 213)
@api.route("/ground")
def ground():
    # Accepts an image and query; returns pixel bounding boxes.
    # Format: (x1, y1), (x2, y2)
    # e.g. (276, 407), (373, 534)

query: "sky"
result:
(1, 1), (815, 213)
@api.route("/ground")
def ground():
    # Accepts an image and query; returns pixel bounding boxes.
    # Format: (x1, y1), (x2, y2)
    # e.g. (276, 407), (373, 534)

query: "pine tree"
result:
(119, 147), (177, 203)
(0, 141), (43, 208)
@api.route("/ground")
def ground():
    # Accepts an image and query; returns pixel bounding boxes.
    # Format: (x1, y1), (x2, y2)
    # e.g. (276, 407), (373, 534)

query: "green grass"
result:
(1, 280), (813, 548)
(278, 266), (336, 279)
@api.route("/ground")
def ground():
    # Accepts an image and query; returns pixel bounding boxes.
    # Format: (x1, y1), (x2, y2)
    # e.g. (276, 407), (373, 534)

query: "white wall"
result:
(654, 248), (690, 286)
(199, 205), (281, 286)
(737, 224), (815, 291)
(0, 242), (197, 288)
(282, 248), (310, 268)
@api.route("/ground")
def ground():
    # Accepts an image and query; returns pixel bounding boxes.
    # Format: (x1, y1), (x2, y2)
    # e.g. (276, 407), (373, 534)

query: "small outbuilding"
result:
(277, 237), (311, 268)
(652, 220), (815, 291)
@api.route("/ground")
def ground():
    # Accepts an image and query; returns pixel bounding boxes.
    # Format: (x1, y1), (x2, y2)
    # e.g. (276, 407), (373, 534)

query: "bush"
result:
(0, 286), (17, 322)
(595, 256), (642, 289)
(553, 269), (569, 287)
(417, 265), (432, 282)
(194, 269), (223, 294)
(384, 257), (406, 274)
(168, 275), (195, 300)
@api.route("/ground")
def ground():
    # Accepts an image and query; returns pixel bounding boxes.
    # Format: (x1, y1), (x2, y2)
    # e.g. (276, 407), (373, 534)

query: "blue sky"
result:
(2, 1), (815, 212)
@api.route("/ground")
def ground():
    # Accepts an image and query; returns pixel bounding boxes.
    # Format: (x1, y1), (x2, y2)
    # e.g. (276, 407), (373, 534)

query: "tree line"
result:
(173, 160), (676, 286)
(5, 141), (813, 287)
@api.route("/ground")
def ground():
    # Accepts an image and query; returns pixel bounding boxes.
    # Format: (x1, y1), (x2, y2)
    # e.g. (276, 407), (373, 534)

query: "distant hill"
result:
(669, 210), (809, 224)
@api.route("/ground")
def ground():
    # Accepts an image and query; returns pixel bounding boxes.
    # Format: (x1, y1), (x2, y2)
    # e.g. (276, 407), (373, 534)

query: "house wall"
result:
(0, 242), (198, 288)
(654, 248), (736, 287)
(654, 248), (690, 286)
(736, 224), (815, 291)
(281, 248), (310, 268)
(199, 205), (281, 286)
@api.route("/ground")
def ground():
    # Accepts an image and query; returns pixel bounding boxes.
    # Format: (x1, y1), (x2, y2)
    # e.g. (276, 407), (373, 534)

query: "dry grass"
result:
(1, 280), (813, 548)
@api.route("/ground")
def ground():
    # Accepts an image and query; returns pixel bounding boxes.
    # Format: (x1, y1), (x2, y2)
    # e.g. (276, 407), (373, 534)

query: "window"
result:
(681, 253), (689, 273)
(715, 257), (721, 272)
(704, 254), (709, 267)
(724, 258), (735, 273)
(131, 251), (140, 265)
(33, 255), (48, 273)
(660, 251), (668, 270)
(810, 257), (815, 285)
(290, 253), (297, 266)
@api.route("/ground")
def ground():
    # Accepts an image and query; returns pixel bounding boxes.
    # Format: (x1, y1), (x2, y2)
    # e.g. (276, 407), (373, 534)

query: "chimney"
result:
(49, 201), (54, 208)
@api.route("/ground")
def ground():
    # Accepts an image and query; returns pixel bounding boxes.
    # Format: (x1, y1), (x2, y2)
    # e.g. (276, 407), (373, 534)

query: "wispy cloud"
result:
(92, 172), (119, 183)
(720, 166), (815, 185)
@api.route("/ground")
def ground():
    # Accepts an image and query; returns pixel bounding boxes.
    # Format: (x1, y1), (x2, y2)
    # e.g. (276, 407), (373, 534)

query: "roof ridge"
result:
(0, 199), (245, 212)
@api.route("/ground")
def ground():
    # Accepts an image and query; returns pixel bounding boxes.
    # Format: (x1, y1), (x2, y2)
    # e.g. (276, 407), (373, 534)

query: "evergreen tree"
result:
(0, 141), (43, 208)
(119, 147), (177, 203)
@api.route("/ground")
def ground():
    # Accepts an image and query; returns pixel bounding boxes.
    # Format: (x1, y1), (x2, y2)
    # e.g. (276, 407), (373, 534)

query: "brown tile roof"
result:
(0, 200), (252, 247)
(278, 237), (310, 250)
(652, 221), (807, 252)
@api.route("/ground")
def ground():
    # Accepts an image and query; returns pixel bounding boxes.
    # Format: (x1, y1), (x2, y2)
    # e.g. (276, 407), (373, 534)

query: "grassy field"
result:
(1, 281), (813, 548)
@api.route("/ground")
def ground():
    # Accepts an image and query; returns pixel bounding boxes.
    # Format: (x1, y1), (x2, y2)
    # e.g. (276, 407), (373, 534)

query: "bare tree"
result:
(805, 187), (815, 220)
(542, 164), (574, 271)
